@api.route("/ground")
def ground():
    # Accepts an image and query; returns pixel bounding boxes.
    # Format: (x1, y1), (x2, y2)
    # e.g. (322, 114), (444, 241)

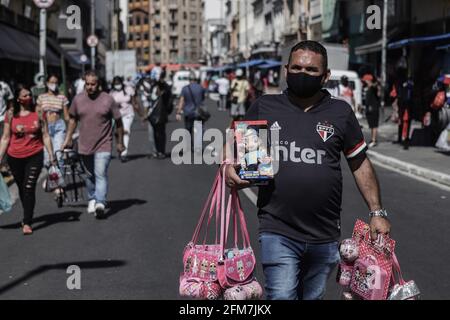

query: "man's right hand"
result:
(223, 164), (251, 189)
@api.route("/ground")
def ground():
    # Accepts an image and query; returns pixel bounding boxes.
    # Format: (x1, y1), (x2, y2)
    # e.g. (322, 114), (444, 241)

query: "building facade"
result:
(127, 0), (204, 68)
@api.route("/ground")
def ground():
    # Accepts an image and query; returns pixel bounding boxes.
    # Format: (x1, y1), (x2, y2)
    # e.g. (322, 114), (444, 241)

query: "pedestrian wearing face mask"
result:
(0, 87), (56, 235)
(36, 74), (69, 204)
(137, 77), (158, 158)
(109, 76), (138, 163)
(224, 41), (391, 300)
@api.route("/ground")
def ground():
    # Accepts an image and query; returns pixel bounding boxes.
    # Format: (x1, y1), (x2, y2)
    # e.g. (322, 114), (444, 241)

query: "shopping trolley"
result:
(54, 149), (87, 207)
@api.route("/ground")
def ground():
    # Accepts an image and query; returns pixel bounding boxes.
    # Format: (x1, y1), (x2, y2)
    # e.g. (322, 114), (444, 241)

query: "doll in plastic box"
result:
(243, 129), (272, 176)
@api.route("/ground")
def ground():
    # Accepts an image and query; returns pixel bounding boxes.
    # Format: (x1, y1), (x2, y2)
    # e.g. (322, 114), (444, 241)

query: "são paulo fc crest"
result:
(316, 122), (334, 142)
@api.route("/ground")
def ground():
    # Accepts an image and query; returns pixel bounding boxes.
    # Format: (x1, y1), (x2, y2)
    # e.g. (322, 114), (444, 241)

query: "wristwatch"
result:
(369, 208), (388, 218)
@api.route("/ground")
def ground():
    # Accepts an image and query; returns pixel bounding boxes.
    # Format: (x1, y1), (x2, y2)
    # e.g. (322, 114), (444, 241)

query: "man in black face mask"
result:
(224, 41), (391, 300)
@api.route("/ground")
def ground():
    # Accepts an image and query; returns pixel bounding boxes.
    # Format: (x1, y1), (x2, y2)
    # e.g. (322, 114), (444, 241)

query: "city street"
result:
(0, 98), (449, 300)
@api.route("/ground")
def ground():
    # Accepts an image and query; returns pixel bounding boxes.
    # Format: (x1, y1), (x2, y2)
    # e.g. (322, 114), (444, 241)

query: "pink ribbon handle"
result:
(191, 170), (220, 245)
(391, 253), (406, 286)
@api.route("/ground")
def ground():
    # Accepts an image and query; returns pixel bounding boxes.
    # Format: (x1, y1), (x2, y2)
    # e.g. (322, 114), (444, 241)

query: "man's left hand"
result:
(116, 143), (125, 154)
(369, 216), (391, 241)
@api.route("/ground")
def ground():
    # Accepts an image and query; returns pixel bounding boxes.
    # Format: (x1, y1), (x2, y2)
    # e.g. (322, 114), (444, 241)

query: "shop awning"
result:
(66, 51), (90, 66)
(47, 38), (85, 70)
(354, 39), (383, 55)
(0, 23), (60, 66)
(211, 64), (235, 72)
(257, 60), (282, 69)
(388, 33), (450, 50)
(437, 44), (450, 51)
(237, 59), (265, 68)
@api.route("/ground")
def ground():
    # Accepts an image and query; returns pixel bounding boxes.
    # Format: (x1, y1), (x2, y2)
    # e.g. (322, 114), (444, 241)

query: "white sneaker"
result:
(87, 200), (96, 214)
(94, 203), (106, 219)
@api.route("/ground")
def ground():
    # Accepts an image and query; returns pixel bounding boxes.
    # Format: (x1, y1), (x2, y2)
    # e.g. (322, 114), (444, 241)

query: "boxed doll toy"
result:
(233, 121), (274, 184)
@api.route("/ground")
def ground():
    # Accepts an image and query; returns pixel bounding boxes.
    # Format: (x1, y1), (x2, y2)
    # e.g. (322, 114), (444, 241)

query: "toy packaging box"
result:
(233, 121), (274, 184)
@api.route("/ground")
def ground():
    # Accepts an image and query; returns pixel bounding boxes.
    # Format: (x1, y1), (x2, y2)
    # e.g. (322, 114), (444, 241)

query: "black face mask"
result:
(287, 72), (325, 98)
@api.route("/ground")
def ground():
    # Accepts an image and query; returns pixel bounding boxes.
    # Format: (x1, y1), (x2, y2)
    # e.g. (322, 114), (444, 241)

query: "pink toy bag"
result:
(349, 219), (395, 300)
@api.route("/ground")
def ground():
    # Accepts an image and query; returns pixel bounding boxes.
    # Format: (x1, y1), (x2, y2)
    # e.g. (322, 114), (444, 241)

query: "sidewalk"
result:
(361, 114), (450, 188)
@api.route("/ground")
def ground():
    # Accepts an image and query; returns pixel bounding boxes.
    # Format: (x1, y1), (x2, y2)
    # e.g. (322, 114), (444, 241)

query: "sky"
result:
(204, 0), (225, 20)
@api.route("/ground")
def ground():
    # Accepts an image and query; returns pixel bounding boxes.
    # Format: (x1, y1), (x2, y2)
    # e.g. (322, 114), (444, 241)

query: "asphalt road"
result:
(0, 96), (448, 299)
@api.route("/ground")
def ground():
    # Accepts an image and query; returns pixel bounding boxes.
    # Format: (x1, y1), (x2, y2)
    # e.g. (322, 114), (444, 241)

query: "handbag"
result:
(0, 176), (12, 213)
(188, 85), (210, 122)
(388, 253), (420, 300)
(147, 96), (164, 126)
(45, 165), (66, 192)
(217, 186), (258, 292)
(179, 170), (224, 299)
(349, 219), (395, 300)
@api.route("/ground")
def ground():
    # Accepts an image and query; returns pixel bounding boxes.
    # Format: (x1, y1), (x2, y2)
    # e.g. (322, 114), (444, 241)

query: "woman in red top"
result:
(0, 87), (55, 235)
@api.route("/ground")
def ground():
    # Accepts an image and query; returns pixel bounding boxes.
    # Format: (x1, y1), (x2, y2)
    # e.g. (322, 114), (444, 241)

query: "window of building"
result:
(265, 13), (272, 26)
(144, 16), (149, 24)
(183, 12), (187, 19)
(136, 16), (141, 25)
(144, 33), (149, 40)
(190, 12), (197, 21)
(129, 17), (133, 26)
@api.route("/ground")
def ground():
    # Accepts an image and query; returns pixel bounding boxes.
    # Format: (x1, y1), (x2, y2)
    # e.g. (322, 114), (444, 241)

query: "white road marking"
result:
(371, 159), (450, 194)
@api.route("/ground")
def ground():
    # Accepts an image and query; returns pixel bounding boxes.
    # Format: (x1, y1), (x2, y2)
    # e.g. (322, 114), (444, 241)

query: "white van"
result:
(324, 70), (362, 113)
(172, 71), (191, 97)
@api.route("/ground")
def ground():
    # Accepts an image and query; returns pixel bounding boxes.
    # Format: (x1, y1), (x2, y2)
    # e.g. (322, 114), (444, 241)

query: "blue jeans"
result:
(80, 152), (111, 205)
(44, 119), (66, 168)
(259, 232), (340, 300)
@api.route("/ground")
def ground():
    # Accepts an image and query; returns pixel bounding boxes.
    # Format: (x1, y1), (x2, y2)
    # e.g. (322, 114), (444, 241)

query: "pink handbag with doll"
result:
(179, 171), (224, 299)
(217, 188), (257, 289)
(180, 168), (262, 300)
(349, 220), (395, 300)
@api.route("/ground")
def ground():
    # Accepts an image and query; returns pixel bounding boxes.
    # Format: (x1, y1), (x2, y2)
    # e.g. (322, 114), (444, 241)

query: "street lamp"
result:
(33, 0), (55, 79)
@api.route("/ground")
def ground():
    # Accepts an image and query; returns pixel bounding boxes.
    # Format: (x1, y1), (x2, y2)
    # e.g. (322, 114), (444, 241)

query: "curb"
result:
(367, 150), (450, 188)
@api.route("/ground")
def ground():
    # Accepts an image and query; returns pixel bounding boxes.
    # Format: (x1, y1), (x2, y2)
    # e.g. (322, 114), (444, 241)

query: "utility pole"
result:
(91, 0), (96, 70)
(381, 0), (388, 109)
(39, 8), (47, 78)
(245, 0), (249, 77)
(219, 0), (224, 76)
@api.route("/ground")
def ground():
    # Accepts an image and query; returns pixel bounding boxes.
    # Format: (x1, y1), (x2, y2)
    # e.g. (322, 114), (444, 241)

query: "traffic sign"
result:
(34, 72), (45, 85)
(87, 35), (99, 48)
(33, 0), (55, 9)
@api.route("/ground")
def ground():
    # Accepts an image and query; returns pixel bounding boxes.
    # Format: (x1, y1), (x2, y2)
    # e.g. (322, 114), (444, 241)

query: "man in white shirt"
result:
(215, 75), (230, 111)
